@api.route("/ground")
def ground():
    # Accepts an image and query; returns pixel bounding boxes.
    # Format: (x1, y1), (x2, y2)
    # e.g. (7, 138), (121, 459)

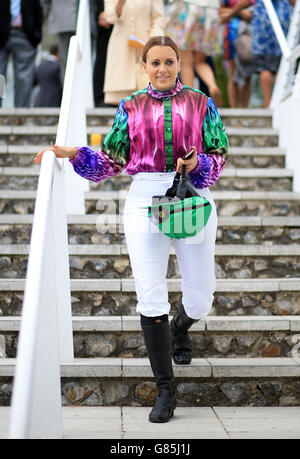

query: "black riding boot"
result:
(170, 304), (199, 365)
(142, 320), (176, 423)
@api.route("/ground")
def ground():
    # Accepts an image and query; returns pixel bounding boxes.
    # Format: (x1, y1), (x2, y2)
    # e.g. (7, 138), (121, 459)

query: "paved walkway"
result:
(1, 406), (300, 439)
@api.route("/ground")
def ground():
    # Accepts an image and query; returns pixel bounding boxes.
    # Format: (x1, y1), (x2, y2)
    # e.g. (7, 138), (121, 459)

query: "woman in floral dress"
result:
(219, 0), (253, 107)
(220, 0), (295, 107)
(166, 0), (223, 106)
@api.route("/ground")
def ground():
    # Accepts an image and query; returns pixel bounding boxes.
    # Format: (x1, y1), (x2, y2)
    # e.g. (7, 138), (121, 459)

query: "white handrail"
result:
(8, 0), (93, 439)
(60, 0), (93, 215)
(8, 152), (66, 439)
(263, 0), (300, 106)
(262, 0), (300, 192)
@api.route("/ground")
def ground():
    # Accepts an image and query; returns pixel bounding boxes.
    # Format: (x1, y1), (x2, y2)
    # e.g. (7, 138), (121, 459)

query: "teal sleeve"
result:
(202, 97), (229, 158)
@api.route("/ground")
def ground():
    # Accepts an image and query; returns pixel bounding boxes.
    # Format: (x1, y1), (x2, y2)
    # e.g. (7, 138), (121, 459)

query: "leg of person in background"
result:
(197, 56), (215, 97)
(179, 50), (195, 87)
(0, 42), (10, 108)
(260, 70), (273, 108)
(228, 59), (239, 107)
(241, 75), (251, 108)
(58, 31), (73, 86)
(93, 23), (112, 107)
(11, 30), (37, 107)
(194, 51), (222, 106)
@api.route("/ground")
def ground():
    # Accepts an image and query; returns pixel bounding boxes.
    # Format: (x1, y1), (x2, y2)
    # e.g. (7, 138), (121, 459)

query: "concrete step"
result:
(91, 168), (293, 192)
(1, 406), (299, 439)
(1, 243), (299, 279)
(0, 166), (293, 192)
(0, 278), (299, 317)
(0, 107), (274, 128)
(1, 315), (300, 359)
(2, 314), (299, 332)
(227, 147), (285, 169)
(0, 126), (279, 148)
(85, 190), (300, 217)
(0, 356), (300, 407)
(2, 190), (300, 216)
(1, 214), (299, 245)
(0, 166), (292, 191)
(2, 406), (300, 439)
(0, 145), (285, 169)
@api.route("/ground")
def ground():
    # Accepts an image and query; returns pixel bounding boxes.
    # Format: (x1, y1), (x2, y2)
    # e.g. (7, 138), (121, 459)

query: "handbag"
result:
(146, 165), (212, 239)
(234, 21), (252, 63)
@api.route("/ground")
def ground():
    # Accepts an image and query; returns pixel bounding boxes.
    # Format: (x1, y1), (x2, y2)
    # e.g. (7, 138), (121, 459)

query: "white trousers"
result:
(123, 172), (217, 320)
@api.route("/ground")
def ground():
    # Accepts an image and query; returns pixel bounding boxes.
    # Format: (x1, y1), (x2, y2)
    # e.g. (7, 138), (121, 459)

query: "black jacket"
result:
(34, 59), (62, 107)
(95, 0), (104, 17)
(0, 0), (43, 49)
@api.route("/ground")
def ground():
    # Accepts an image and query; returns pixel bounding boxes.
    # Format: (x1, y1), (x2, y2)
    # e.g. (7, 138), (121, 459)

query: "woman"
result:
(219, 0), (295, 107)
(165, 0), (222, 105)
(103, 0), (165, 105)
(219, 0), (253, 107)
(34, 36), (229, 423)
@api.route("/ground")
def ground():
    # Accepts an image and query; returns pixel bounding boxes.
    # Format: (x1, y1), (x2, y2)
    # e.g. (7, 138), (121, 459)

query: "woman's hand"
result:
(176, 147), (198, 174)
(116, 0), (126, 17)
(238, 9), (253, 22)
(98, 11), (111, 28)
(218, 7), (233, 23)
(34, 142), (77, 164)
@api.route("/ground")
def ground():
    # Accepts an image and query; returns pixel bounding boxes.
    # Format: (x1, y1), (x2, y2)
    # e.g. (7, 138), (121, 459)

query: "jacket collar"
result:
(147, 78), (183, 99)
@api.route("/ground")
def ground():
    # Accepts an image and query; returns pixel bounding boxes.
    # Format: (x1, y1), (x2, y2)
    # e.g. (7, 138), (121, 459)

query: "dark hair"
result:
(142, 36), (180, 63)
(50, 44), (59, 56)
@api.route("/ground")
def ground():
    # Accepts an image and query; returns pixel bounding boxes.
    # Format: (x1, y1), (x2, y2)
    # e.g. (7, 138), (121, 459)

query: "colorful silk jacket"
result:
(70, 79), (229, 189)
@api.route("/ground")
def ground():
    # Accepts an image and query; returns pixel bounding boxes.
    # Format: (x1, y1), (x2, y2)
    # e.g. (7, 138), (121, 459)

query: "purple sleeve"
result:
(188, 97), (228, 189)
(188, 153), (227, 189)
(70, 146), (124, 182)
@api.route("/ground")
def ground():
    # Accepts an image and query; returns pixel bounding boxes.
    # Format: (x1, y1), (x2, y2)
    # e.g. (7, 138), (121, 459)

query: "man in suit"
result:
(93, 0), (113, 107)
(0, 0), (43, 107)
(34, 45), (62, 107)
(41, 0), (97, 85)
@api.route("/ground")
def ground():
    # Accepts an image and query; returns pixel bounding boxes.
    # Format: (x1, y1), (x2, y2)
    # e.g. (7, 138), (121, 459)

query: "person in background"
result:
(103, 0), (165, 106)
(219, 0), (253, 107)
(0, 0), (43, 107)
(220, 0), (296, 108)
(165, 0), (223, 106)
(93, 0), (113, 107)
(34, 45), (62, 107)
(41, 0), (97, 85)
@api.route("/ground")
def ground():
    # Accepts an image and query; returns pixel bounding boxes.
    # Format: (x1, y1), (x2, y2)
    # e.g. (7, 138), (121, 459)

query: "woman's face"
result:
(143, 46), (180, 91)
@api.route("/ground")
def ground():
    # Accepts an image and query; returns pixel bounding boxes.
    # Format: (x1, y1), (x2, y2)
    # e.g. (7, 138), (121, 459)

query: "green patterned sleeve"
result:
(202, 97), (229, 158)
(69, 99), (130, 183)
(102, 98), (130, 166)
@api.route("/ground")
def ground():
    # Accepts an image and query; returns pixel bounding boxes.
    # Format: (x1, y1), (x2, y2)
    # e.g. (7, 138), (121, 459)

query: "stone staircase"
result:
(0, 107), (300, 408)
